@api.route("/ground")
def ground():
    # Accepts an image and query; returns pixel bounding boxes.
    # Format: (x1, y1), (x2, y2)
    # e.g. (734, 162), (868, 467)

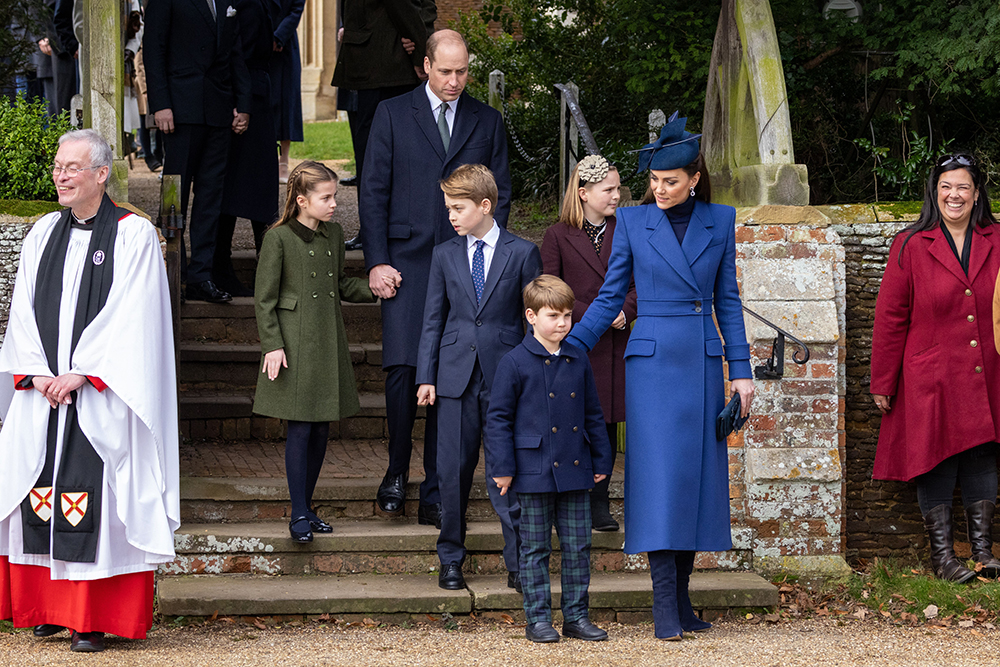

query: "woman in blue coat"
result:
(565, 114), (755, 640)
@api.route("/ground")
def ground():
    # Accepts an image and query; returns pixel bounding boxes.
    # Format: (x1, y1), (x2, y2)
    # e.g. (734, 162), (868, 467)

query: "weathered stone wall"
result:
(0, 219), (38, 341)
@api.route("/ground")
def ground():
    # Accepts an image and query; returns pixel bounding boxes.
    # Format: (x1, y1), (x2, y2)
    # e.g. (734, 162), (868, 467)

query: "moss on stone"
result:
(0, 200), (62, 218)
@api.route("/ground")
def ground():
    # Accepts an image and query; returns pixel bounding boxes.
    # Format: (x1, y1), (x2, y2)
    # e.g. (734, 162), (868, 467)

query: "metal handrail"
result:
(553, 83), (600, 155)
(742, 306), (811, 379)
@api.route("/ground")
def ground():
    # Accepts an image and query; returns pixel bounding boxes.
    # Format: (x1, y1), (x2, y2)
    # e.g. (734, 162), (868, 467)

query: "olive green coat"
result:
(253, 220), (376, 422)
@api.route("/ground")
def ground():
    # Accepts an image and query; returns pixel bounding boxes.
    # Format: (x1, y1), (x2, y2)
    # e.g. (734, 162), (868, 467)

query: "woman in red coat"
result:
(541, 155), (637, 530)
(872, 153), (1000, 582)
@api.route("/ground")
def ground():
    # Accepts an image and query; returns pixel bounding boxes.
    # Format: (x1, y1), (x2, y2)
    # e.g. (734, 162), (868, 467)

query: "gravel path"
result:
(0, 618), (993, 666)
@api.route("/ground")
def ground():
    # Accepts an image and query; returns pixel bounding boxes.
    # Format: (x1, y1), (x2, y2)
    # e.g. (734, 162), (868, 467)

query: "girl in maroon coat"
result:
(872, 153), (1000, 582)
(541, 155), (637, 531)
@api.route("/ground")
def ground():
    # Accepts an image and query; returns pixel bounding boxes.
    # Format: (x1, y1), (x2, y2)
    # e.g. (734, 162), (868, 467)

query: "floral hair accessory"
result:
(577, 154), (612, 183)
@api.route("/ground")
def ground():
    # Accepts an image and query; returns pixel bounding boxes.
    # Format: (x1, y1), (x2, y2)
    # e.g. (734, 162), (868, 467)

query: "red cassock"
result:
(871, 224), (1000, 481)
(540, 218), (637, 424)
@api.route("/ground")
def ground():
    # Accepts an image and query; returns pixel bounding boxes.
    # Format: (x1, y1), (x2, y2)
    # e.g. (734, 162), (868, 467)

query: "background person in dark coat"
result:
(214, 0), (278, 296)
(143, 0), (252, 303)
(267, 0), (303, 182)
(541, 154), (636, 532)
(359, 29), (511, 526)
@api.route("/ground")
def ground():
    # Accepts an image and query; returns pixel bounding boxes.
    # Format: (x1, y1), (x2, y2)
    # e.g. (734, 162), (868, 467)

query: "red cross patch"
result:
(61, 492), (88, 527)
(30, 486), (53, 522)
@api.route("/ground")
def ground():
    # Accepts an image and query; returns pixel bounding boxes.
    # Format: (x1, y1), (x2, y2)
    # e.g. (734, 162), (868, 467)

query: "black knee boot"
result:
(923, 504), (975, 583)
(966, 500), (1000, 577)
(648, 550), (682, 640)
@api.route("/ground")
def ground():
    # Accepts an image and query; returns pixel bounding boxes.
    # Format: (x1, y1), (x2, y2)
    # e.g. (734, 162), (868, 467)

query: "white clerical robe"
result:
(0, 211), (179, 580)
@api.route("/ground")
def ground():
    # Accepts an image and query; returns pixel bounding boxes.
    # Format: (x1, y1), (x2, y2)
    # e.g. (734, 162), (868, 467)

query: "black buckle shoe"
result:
(418, 502), (442, 529)
(307, 513), (333, 533)
(70, 631), (105, 652)
(562, 618), (608, 641)
(438, 563), (466, 590)
(507, 570), (523, 594)
(376, 472), (407, 515)
(185, 280), (233, 303)
(525, 622), (560, 643)
(289, 516), (313, 543)
(33, 624), (66, 637)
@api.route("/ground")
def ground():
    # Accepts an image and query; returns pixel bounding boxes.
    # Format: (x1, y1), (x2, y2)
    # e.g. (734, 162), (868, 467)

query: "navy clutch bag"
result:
(715, 393), (749, 441)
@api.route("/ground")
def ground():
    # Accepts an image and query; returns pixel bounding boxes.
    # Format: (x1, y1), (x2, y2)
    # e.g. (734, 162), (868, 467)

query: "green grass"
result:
(0, 199), (62, 217)
(290, 121), (355, 172)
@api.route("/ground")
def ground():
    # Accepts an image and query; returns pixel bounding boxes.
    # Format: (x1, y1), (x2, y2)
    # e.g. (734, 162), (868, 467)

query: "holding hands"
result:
(369, 264), (402, 299)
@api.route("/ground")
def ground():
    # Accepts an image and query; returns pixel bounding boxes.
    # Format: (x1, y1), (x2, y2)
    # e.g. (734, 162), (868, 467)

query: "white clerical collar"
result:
(467, 220), (500, 250)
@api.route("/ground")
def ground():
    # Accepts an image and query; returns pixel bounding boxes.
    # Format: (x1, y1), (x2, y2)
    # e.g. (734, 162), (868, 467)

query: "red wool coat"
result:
(540, 218), (637, 424)
(871, 224), (1000, 481)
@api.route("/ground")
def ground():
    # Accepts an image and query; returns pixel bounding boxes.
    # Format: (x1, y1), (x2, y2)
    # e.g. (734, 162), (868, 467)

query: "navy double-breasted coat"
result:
(486, 334), (614, 494)
(565, 200), (752, 554)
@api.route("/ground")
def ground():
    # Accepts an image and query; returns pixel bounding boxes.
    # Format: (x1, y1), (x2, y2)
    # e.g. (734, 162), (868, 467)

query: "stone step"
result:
(230, 249), (366, 289)
(179, 393), (411, 441)
(164, 520), (629, 576)
(157, 571), (779, 620)
(180, 297), (381, 344)
(179, 475), (620, 526)
(179, 342), (384, 393)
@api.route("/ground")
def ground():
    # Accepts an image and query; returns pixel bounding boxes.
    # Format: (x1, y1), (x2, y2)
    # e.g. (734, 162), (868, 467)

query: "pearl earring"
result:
(689, 186), (696, 198)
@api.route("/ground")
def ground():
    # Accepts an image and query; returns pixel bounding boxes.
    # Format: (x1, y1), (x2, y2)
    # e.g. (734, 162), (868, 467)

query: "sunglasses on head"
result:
(937, 153), (976, 168)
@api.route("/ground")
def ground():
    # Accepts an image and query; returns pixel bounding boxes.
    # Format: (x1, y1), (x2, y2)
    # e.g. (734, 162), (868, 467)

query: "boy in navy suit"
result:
(486, 275), (613, 643)
(416, 164), (542, 591)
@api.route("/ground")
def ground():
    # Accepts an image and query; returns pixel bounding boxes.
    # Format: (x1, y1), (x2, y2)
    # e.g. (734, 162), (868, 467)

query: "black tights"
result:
(285, 421), (330, 520)
(916, 442), (998, 515)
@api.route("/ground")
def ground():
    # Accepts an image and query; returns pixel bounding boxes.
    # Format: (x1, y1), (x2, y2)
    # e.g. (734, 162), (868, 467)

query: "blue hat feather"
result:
(634, 111), (702, 173)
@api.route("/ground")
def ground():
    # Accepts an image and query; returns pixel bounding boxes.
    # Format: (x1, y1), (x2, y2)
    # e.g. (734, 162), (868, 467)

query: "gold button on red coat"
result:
(971, 340), (978, 347)
(966, 289), (973, 296)
(968, 315), (975, 322)
(976, 367), (983, 373)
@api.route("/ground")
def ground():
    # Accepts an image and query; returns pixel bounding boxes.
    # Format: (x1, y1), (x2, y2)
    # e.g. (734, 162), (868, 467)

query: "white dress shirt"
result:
(467, 220), (500, 279)
(425, 83), (456, 136)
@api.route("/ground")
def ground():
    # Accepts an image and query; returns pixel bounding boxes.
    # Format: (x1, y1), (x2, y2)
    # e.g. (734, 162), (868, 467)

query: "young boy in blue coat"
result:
(486, 275), (614, 643)
(416, 164), (542, 592)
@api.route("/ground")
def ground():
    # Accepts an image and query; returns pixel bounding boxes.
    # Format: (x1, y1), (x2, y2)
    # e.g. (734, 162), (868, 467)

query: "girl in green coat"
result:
(254, 161), (377, 543)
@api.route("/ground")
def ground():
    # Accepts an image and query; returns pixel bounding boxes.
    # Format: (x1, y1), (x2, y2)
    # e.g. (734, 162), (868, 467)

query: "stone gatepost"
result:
(726, 205), (851, 579)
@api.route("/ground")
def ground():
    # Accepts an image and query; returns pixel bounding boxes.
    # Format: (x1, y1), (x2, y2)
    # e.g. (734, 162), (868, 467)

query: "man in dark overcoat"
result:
(143, 0), (251, 302)
(359, 29), (511, 525)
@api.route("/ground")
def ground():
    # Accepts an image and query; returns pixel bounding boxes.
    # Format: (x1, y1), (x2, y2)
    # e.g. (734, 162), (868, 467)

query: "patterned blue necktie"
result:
(472, 239), (485, 303)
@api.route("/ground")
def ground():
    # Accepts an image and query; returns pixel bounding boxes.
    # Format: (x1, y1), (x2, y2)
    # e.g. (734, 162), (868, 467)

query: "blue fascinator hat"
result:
(634, 111), (702, 173)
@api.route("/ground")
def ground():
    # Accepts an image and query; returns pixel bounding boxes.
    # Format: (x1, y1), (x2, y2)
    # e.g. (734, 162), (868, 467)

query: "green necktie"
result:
(438, 102), (450, 152)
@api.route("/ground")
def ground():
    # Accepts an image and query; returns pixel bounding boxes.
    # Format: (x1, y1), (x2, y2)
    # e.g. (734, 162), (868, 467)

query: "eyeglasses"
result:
(51, 164), (100, 177)
(936, 153), (976, 168)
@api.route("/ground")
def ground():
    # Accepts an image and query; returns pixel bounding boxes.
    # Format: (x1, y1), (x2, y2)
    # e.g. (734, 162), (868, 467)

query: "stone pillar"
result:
(298, 0), (339, 121)
(81, 0), (128, 201)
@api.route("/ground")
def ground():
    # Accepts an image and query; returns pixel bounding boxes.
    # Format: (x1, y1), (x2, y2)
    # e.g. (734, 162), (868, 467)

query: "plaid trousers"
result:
(518, 490), (592, 625)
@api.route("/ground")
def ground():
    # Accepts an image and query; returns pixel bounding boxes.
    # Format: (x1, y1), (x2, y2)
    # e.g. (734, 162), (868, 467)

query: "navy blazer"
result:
(415, 227), (541, 398)
(144, 0), (252, 126)
(360, 85), (512, 369)
(486, 334), (613, 494)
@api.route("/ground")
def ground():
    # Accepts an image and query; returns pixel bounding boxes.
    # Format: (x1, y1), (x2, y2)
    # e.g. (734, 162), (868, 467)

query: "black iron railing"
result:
(742, 306), (811, 379)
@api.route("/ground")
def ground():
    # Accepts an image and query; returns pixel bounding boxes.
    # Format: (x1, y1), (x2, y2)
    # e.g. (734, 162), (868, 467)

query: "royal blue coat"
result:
(486, 334), (614, 494)
(565, 200), (751, 554)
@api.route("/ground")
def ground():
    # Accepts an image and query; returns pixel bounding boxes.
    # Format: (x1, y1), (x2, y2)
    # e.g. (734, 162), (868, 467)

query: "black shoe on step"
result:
(438, 563), (465, 590)
(562, 618), (608, 641)
(288, 516), (313, 543)
(33, 624), (66, 637)
(507, 570), (522, 594)
(185, 280), (232, 303)
(525, 622), (560, 643)
(376, 472), (407, 515)
(70, 631), (105, 652)
(307, 512), (333, 533)
(418, 502), (442, 529)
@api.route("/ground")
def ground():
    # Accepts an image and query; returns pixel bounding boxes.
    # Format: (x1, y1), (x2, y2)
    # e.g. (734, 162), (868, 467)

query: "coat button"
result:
(966, 289), (973, 296)
(968, 315), (975, 322)
(329, 291), (336, 298)
(976, 366), (983, 373)
(476, 320), (483, 326)
(311, 272), (317, 278)
(564, 357), (570, 363)
(309, 250), (315, 256)
(971, 340), (978, 347)
(551, 426), (558, 433)
(328, 271), (334, 277)
(553, 461), (559, 468)
(549, 392), (555, 398)
(470, 344), (476, 351)
(312, 292), (318, 298)
(572, 426), (578, 432)
(570, 392), (576, 398)
(545, 359), (551, 365)
(695, 306), (702, 313)
(327, 250), (332, 256)
(574, 460), (579, 466)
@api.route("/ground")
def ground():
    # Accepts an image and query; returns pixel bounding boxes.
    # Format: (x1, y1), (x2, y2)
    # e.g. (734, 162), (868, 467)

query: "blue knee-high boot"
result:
(648, 550), (683, 640)
(676, 551), (712, 632)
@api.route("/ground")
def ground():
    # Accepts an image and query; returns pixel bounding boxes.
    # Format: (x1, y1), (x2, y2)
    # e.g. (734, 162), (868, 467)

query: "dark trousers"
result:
(285, 420), (330, 519)
(519, 490), (591, 624)
(163, 123), (231, 283)
(436, 361), (520, 570)
(138, 120), (164, 164)
(916, 442), (999, 515)
(592, 423), (618, 499)
(384, 364), (439, 505)
(50, 51), (77, 115)
(215, 213), (267, 279)
(349, 84), (414, 183)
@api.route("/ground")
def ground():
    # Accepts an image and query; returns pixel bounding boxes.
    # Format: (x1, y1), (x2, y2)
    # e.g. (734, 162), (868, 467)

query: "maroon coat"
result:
(871, 224), (1000, 481)
(541, 218), (637, 424)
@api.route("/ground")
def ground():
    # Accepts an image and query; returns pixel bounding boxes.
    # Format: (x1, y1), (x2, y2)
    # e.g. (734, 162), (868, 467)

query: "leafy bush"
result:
(0, 94), (72, 201)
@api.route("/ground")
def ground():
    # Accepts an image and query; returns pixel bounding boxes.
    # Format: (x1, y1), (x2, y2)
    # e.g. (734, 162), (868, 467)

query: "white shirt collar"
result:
(425, 83), (452, 114)
(467, 220), (500, 250)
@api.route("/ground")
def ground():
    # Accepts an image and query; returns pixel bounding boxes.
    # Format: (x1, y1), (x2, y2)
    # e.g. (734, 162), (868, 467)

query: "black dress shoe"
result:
(185, 280), (232, 303)
(288, 516), (313, 543)
(525, 622), (560, 643)
(307, 512), (333, 533)
(438, 563), (465, 590)
(340, 175), (358, 187)
(562, 618), (608, 641)
(33, 624), (66, 637)
(418, 502), (442, 529)
(70, 631), (105, 652)
(145, 158), (163, 172)
(345, 236), (363, 251)
(376, 472), (407, 515)
(212, 273), (253, 298)
(507, 570), (523, 594)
